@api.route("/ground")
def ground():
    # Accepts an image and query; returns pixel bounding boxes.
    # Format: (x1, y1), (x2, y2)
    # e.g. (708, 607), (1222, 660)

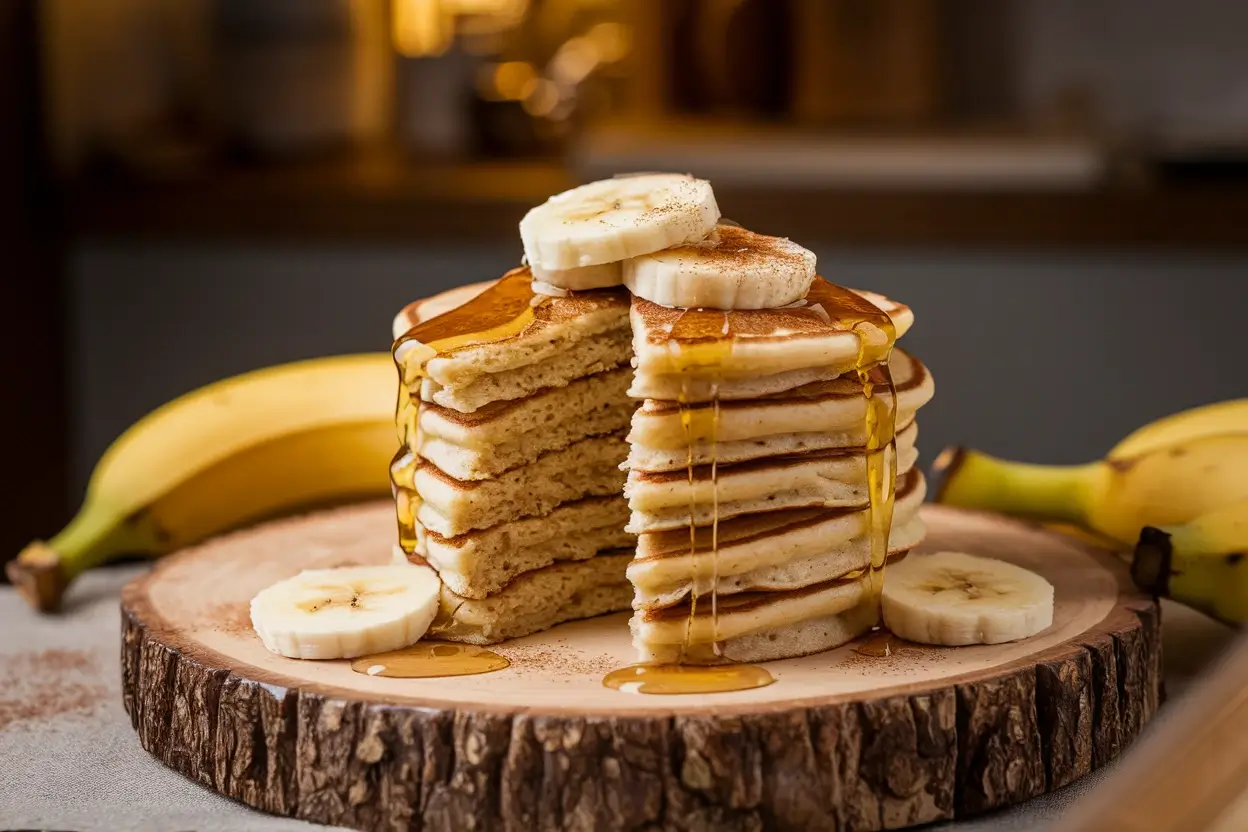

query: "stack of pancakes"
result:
(390, 269), (637, 644)
(625, 278), (935, 663)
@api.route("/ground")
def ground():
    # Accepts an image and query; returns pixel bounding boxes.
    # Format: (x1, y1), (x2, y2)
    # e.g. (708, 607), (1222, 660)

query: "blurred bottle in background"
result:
(40, 0), (216, 177)
(212, 0), (392, 159)
(669, 0), (795, 119)
(41, 0), (393, 175)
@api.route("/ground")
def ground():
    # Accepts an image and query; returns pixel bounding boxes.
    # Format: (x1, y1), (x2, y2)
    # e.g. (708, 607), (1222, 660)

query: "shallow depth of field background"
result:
(5, 0), (1248, 551)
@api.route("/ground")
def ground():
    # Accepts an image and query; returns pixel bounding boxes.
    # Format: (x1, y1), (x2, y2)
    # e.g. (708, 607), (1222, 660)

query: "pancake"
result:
(416, 431), (628, 537)
(417, 495), (631, 598)
(388, 263), (932, 663)
(417, 367), (634, 480)
(624, 421), (919, 533)
(636, 516), (924, 612)
(395, 268), (629, 391)
(418, 326), (632, 413)
(628, 559), (905, 651)
(626, 414), (917, 472)
(629, 469), (926, 609)
(629, 278), (911, 402)
(434, 551), (633, 645)
(392, 280), (494, 340)
(626, 349), (933, 470)
(394, 268), (631, 413)
(638, 600), (880, 665)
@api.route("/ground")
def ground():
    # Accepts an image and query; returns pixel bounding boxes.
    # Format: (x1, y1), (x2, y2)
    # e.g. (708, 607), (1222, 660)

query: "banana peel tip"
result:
(929, 445), (968, 505)
(7, 541), (70, 613)
(1130, 527), (1173, 598)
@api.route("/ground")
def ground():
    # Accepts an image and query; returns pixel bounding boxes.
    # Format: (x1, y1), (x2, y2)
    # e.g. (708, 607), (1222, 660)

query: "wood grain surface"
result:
(119, 503), (1160, 830)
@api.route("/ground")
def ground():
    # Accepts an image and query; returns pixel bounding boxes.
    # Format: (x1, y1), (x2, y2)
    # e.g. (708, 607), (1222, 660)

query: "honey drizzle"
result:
(350, 642), (510, 678)
(386, 271), (543, 667)
(679, 389), (696, 662)
(710, 382), (721, 651)
(607, 309), (775, 694)
(860, 358), (897, 608)
(390, 447), (419, 553)
(831, 281), (899, 630)
(389, 270), (545, 557)
(670, 308), (731, 665)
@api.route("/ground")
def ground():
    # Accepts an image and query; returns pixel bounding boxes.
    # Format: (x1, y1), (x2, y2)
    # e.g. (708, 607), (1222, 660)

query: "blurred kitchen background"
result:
(4, 0), (1248, 560)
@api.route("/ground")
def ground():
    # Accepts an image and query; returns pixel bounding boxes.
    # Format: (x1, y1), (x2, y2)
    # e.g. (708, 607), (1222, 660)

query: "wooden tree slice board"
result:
(120, 503), (1160, 832)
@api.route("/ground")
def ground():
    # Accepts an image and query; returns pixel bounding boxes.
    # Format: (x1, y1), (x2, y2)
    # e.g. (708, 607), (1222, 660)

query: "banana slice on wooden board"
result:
(881, 551), (1055, 646)
(250, 564), (441, 659)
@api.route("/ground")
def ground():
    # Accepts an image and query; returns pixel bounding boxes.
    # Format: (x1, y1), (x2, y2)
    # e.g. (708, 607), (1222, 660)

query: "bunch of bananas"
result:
(7, 354), (398, 612)
(935, 400), (1248, 626)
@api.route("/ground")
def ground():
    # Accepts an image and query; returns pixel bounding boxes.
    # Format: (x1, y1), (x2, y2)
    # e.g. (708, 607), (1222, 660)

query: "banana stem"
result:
(932, 446), (1102, 526)
(1131, 527), (1172, 596)
(6, 504), (153, 612)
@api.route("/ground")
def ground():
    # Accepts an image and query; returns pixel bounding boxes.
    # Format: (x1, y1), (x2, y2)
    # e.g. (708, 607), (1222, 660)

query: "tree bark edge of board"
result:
(121, 597), (1161, 831)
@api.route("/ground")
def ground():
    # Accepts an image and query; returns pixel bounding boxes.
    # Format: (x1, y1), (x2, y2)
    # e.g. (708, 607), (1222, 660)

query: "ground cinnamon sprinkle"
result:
(0, 648), (109, 731)
(500, 644), (619, 676)
(201, 601), (255, 636)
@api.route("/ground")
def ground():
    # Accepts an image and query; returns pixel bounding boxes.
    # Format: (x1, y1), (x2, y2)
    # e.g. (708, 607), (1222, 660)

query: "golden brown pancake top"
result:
(633, 276), (905, 346)
(395, 267), (629, 356)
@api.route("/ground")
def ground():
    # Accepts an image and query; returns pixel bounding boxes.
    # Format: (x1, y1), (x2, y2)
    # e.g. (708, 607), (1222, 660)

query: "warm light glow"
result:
(450, 0), (529, 36)
(393, 0), (453, 58)
(523, 79), (561, 117)
(393, 0), (532, 56)
(492, 61), (539, 101)
(549, 36), (599, 85)
(450, 0), (527, 15)
(586, 21), (631, 63)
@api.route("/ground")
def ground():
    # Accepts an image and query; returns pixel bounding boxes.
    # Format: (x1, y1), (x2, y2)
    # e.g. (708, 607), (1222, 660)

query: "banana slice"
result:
(250, 564), (441, 659)
(520, 173), (720, 275)
(531, 261), (623, 294)
(881, 551), (1054, 646)
(623, 224), (816, 309)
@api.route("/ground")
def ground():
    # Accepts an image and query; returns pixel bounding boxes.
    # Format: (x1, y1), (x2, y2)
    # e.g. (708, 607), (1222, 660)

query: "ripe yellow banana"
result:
(1131, 498), (1248, 626)
(8, 353), (397, 612)
(933, 399), (1248, 547)
(1108, 398), (1248, 460)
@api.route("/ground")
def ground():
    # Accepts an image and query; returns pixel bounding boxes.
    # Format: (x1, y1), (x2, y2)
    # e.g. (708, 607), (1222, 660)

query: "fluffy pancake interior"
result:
(418, 367), (635, 480)
(418, 495), (630, 599)
(435, 551), (633, 645)
(417, 432), (628, 537)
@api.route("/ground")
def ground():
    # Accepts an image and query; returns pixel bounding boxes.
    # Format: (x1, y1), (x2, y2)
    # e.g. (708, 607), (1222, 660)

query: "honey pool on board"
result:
(854, 630), (911, 658)
(602, 662), (774, 695)
(351, 642), (510, 678)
